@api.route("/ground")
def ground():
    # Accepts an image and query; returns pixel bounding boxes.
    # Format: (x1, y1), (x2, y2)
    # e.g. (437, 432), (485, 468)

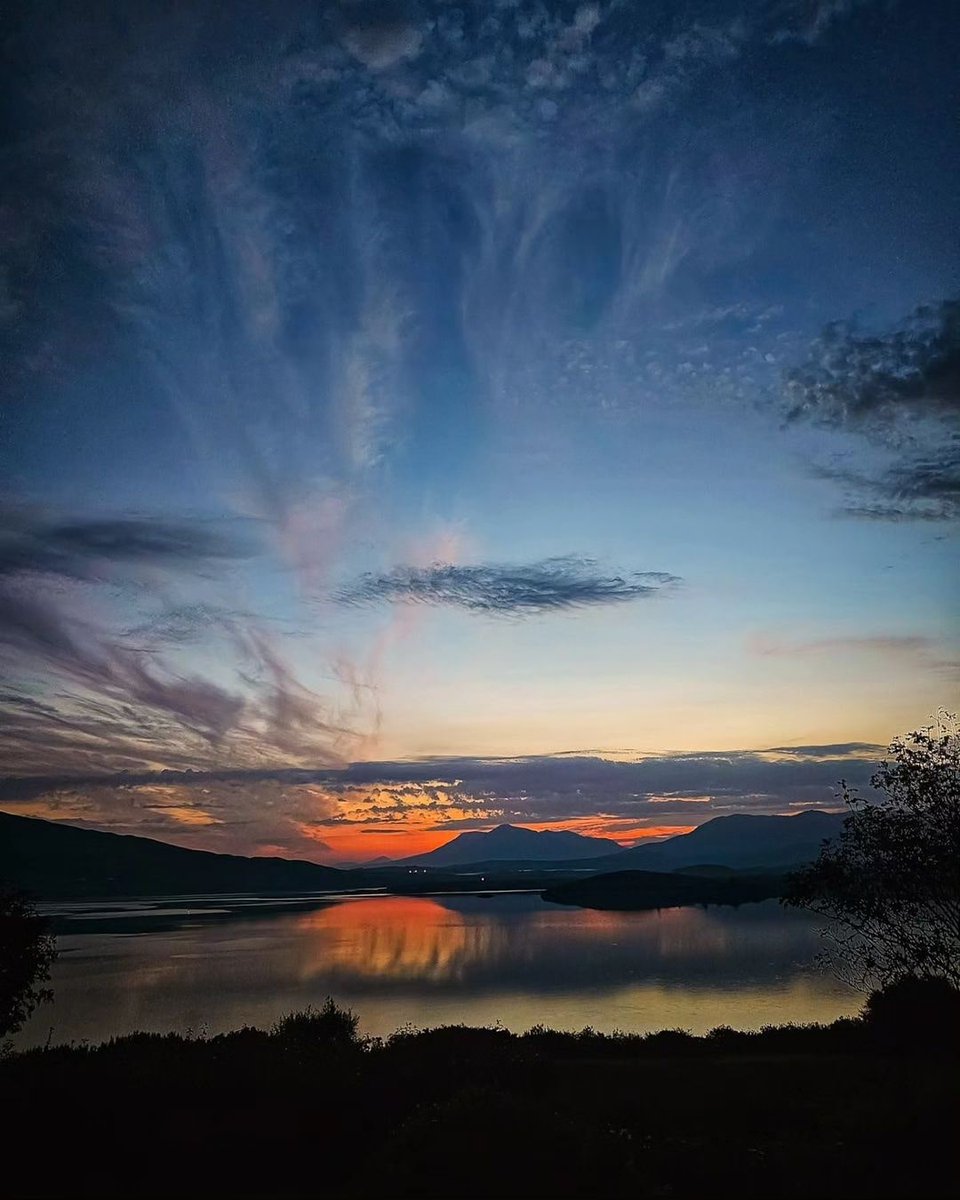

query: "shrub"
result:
(271, 998), (361, 1054)
(862, 975), (960, 1052)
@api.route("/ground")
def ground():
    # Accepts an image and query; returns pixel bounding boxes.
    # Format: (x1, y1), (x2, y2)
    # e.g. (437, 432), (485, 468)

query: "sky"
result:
(1, 0), (957, 863)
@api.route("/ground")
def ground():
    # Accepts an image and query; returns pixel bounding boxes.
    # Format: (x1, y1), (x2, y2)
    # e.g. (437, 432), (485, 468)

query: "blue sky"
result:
(1, 0), (957, 860)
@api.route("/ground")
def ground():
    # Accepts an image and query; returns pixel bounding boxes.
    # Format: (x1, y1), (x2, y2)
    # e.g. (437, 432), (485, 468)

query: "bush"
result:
(862, 975), (960, 1053)
(270, 998), (361, 1055)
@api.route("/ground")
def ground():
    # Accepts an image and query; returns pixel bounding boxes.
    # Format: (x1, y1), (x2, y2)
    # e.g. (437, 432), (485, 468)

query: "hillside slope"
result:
(0, 810), (345, 898)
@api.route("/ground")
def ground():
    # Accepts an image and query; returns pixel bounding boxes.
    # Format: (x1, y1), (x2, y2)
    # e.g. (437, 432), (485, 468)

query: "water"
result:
(16, 893), (861, 1048)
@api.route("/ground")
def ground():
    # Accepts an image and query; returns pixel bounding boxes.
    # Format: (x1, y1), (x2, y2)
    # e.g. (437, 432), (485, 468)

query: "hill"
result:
(602, 810), (845, 871)
(0, 810), (345, 899)
(391, 823), (621, 867)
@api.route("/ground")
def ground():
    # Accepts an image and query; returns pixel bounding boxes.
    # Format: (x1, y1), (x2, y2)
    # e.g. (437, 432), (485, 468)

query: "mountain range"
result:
(378, 810), (845, 873)
(600, 810), (846, 871)
(0, 808), (846, 899)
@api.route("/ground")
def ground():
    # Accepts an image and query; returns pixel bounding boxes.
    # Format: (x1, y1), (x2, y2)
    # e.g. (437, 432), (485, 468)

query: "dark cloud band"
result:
(0, 510), (254, 582)
(337, 557), (680, 614)
(0, 742), (882, 827)
(785, 299), (960, 521)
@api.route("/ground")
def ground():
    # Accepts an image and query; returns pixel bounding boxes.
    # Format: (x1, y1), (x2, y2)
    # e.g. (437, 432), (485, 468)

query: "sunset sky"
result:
(1, 0), (957, 863)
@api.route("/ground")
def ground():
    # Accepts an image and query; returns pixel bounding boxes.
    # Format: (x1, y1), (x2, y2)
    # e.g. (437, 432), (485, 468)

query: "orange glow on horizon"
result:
(9, 769), (703, 867)
(320, 827), (459, 862)
(319, 817), (698, 863)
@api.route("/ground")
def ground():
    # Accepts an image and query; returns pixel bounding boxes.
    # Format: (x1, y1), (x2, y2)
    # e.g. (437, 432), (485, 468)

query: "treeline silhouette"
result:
(542, 867), (787, 909)
(4, 983), (957, 1199)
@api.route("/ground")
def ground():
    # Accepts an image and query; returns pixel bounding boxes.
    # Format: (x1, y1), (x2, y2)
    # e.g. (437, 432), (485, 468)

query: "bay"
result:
(16, 893), (861, 1047)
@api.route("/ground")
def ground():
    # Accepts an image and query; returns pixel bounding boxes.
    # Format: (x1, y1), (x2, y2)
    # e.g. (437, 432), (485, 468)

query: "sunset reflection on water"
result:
(293, 896), (499, 982)
(18, 894), (862, 1048)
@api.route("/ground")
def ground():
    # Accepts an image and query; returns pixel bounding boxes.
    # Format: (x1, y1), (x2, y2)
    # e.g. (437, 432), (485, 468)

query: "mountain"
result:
(604, 811), (845, 872)
(0, 810), (345, 899)
(335, 854), (395, 870)
(392, 824), (621, 868)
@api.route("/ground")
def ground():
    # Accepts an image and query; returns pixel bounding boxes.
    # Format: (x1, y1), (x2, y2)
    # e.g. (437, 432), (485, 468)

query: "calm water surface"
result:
(17, 893), (861, 1047)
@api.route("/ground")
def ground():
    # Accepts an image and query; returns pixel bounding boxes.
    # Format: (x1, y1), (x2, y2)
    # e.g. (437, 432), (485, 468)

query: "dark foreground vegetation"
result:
(543, 867), (786, 909)
(4, 983), (959, 1200)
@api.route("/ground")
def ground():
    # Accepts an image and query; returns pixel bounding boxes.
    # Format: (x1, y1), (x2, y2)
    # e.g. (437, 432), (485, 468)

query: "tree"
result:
(786, 715), (960, 989)
(0, 889), (57, 1041)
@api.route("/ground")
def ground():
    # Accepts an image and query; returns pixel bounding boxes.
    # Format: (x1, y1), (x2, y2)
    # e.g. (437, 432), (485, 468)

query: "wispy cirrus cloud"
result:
(750, 632), (936, 658)
(749, 631), (959, 678)
(337, 557), (680, 615)
(0, 496), (370, 775)
(0, 585), (369, 776)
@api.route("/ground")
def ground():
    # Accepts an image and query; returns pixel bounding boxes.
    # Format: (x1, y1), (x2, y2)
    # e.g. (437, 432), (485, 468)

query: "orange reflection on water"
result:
(294, 896), (504, 983)
(17, 895), (865, 1048)
(291, 895), (743, 988)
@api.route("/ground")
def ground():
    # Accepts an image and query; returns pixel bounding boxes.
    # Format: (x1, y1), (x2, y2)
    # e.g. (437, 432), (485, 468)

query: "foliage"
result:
(786, 716), (960, 989)
(271, 997), (361, 1055)
(861, 975), (960, 1053)
(0, 888), (57, 1040)
(2, 1007), (957, 1199)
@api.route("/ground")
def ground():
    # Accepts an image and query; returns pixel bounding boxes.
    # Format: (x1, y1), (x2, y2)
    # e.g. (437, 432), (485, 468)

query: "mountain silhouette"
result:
(0, 809), (846, 897)
(0, 810), (344, 898)
(392, 823), (621, 867)
(602, 811), (846, 872)
(382, 811), (845, 873)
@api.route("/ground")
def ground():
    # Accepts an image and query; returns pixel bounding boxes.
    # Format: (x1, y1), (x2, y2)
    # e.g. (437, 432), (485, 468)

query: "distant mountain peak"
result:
(611, 809), (846, 871)
(395, 823), (621, 867)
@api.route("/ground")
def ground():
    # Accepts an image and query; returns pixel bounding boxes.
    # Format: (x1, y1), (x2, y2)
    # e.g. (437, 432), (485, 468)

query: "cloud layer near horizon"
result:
(0, 742), (881, 861)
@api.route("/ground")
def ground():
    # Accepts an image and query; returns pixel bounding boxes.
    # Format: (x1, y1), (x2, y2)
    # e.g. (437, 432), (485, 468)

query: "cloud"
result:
(342, 17), (423, 71)
(0, 590), (246, 743)
(0, 509), (253, 582)
(3, 0), (880, 503)
(784, 299), (960, 520)
(748, 632), (960, 688)
(5, 776), (341, 861)
(784, 299), (959, 434)
(0, 740), (885, 860)
(0, 584), (368, 776)
(0, 0), (936, 788)
(750, 633), (937, 658)
(337, 557), (680, 614)
(770, 0), (879, 46)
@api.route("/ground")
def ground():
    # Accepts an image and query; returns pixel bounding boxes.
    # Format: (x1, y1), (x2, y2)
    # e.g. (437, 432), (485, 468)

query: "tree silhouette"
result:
(786, 716), (960, 989)
(0, 889), (57, 1041)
